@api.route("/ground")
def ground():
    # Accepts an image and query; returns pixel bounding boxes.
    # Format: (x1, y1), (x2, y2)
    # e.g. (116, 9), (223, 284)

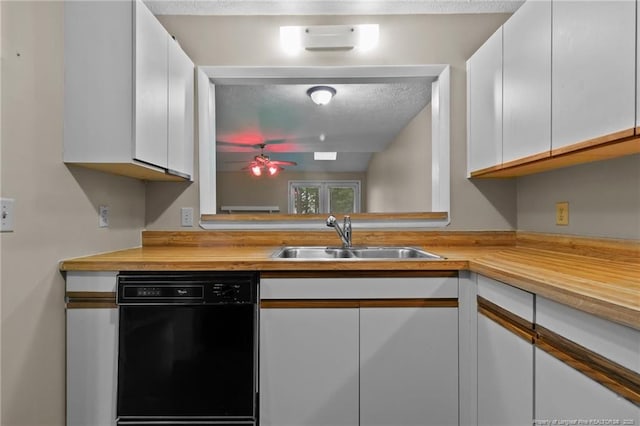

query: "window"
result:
(289, 181), (361, 214)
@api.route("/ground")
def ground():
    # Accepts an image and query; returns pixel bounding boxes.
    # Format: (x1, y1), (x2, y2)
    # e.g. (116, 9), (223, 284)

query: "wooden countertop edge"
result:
(469, 260), (640, 330)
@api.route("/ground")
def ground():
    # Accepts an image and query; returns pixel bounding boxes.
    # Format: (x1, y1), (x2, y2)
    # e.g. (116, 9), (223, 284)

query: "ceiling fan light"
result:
(268, 165), (280, 176)
(307, 86), (336, 106)
(250, 164), (262, 176)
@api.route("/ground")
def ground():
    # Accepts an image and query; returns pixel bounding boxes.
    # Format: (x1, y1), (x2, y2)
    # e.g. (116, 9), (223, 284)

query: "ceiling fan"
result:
(220, 142), (298, 177)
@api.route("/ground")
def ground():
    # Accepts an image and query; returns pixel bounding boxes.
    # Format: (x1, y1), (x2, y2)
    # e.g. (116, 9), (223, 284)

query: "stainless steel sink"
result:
(271, 246), (444, 260)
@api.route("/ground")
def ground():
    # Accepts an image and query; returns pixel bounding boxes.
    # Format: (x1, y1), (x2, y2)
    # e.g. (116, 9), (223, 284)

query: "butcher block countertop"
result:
(60, 231), (640, 330)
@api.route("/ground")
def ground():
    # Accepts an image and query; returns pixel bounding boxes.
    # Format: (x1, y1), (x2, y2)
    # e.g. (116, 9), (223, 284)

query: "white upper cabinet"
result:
(167, 39), (195, 178)
(502, 0), (551, 164)
(552, 0), (636, 151)
(64, 0), (194, 181)
(133, 0), (169, 170)
(467, 27), (503, 174)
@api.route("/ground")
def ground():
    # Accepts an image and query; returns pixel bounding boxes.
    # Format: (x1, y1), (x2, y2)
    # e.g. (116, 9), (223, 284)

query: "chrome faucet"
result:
(326, 215), (352, 248)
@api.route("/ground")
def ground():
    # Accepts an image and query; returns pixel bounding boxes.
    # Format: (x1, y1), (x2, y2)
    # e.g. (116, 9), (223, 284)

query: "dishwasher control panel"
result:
(116, 272), (257, 305)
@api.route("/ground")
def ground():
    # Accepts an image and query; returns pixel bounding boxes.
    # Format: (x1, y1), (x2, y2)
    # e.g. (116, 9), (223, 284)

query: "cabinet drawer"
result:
(537, 297), (640, 373)
(66, 271), (117, 292)
(261, 277), (458, 300)
(477, 275), (534, 322)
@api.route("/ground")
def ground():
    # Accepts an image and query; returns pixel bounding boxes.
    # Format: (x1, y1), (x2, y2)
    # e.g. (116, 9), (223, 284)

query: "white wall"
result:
(1, 3), (145, 425)
(146, 12), (517, 230)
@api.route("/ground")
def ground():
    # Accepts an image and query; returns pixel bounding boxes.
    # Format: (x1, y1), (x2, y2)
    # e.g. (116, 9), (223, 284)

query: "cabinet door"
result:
(467, 27), (503, 174)
(535, 348), (640, 424)
(477, 314), (533, 426)
(502, 0), (551, 163)
(360, 307), (458, 426)
(134, 0), (168, 169)
(552, 0), (635, 150)
(168, 39), (194, 179)
(67, 308), (118, 426)
(260, 308), (359, 426)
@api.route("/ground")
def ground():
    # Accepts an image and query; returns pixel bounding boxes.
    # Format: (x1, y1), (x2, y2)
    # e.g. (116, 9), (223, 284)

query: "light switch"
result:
(181, 207), (194, 227)
(1, 198), (15, 232)
(555, 202), (569, 226)
(99, 205), (109, 228)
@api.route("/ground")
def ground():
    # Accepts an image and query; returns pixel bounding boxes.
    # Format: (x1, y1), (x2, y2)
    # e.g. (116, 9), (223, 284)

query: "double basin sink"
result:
(272, 246), (444, 260)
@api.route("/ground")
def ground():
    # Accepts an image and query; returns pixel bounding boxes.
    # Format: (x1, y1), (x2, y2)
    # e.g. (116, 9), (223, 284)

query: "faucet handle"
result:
(326, 215), (337, 227)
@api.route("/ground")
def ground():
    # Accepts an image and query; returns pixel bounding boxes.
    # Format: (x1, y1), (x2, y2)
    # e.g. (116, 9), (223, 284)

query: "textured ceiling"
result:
(145, 0), (523, 16)
(216, 80), (434, 172)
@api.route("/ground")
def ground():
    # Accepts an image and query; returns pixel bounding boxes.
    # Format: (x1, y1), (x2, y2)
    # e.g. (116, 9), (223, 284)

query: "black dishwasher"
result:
(116, 272), (259, 426)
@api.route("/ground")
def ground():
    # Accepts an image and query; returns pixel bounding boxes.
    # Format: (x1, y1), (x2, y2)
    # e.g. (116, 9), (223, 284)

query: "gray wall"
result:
(146, 12), (518, 230)
(367, 103), (432, 212)
(517, 155), (640, 239)
(1, 3), (145, 425)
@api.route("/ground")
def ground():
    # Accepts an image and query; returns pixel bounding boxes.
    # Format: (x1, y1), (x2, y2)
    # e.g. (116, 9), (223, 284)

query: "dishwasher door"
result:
(116, 273), (258, 425)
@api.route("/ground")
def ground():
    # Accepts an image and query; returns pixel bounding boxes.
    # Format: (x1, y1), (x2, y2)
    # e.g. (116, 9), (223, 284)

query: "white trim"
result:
(197, 69), (216, 214)
(197, 65), (451, 229)
(199, 65), (448, 83)
(431, 66), (451, 218)
(220, 205), (280, 213)
(200, 218), (450, 230)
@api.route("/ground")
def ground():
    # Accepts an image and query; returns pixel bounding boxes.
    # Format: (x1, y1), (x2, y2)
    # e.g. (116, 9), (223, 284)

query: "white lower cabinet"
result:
(259, 276), (459, 426)
(360, 307), (458, 426)
(259, 308), (360, 426)
(534, 296), (640, 423)
(474, 274), (640, 426)
(477, 315), (533, 426)
(66, 272), (119, 426)
(535, 348), (640, 424)
(477, 276), (534, 426)
(67, 308), (118, 426)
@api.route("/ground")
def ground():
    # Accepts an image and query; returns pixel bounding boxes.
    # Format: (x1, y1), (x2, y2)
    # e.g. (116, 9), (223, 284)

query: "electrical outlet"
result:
(99, 205), (109, 228)
(181, 207), (194, 227)
(556, 202), (569, 226)
(1, 198), (15, 232)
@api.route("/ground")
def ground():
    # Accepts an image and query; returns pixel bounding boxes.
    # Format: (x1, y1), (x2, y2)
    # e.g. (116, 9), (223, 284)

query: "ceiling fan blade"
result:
(217, 139), (287, 147)
(268, 160), (297, 166)
(263, 139), (288, 145)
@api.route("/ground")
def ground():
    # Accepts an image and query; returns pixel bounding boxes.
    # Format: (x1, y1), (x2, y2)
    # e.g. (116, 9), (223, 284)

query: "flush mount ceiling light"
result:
(314, 152), (337, 161)
(307, 86), (336, 106)
(280, 24), (379, 54)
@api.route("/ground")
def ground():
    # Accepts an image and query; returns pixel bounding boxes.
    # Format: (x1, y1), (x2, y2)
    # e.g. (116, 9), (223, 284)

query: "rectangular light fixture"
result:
(314, 152), (337, 161)
(280, 24), (379, 54)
